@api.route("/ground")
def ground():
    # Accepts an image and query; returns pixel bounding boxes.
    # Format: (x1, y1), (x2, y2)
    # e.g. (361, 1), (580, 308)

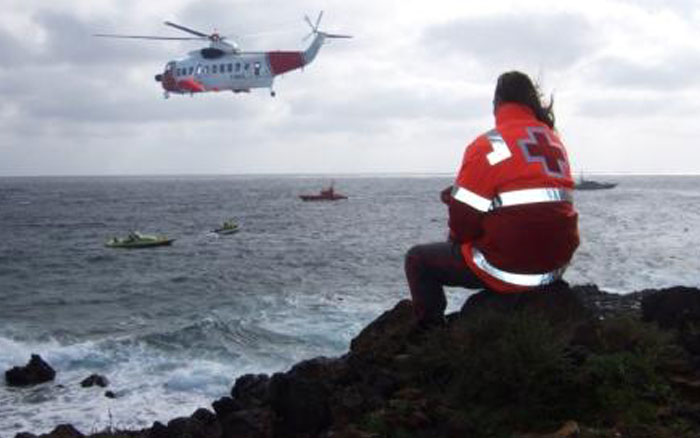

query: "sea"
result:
(0, 174), (698, 436)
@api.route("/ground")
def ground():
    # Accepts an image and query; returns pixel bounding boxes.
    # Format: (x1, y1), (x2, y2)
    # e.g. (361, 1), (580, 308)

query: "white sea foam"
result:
(0, 332), (246, 435)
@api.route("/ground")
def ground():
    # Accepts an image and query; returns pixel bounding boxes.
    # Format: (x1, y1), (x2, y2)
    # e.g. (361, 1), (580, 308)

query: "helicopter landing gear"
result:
(163, 91), (170, 99)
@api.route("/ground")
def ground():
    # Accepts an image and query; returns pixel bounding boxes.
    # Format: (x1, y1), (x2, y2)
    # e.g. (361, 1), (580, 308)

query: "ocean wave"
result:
(129, 314), (307, 363)
(22, 221), (108, 229)
(0, 330), (243, 435)
(85, 254), (118, 263)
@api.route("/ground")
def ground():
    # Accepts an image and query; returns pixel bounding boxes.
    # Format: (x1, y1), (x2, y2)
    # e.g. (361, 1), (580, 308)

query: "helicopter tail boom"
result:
(266, 31), (326, 76)
(268, 51), (305, 75)
(267, 11), (351, 77)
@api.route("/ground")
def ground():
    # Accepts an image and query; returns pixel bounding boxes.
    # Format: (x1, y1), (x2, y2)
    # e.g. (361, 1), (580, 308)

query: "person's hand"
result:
(440, 185), (452, 204)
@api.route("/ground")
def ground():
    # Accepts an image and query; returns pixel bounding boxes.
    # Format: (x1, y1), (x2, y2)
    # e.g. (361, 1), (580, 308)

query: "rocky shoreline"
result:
(10, 282), (700, 438)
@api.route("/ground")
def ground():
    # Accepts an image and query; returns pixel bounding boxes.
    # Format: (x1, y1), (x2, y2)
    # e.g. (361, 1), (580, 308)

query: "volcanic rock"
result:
(80, 374), (109, 388)
(212, 396), (243, 419)
(641, 286), (700, 330)
(154, 408), (222, 438)
(230, 373), (270, 407)
(5, 354), (56, 387)
(268, 360), (334, 435)
(219, 408), (274, 438)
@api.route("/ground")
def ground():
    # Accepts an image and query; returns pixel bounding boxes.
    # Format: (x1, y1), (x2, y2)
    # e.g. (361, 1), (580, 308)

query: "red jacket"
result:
(449, 103), (579, 292)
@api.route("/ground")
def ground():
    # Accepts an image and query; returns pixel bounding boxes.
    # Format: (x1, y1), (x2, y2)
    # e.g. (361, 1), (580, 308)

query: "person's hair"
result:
(493, 71), (555, 129)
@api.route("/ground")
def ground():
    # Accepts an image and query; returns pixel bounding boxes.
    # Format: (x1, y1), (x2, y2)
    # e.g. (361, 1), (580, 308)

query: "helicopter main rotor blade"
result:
(315, 11), (323, 30)
(163, 21), (210, 38)
(94, 33), (203, 40)
(323, 33), (352, 39)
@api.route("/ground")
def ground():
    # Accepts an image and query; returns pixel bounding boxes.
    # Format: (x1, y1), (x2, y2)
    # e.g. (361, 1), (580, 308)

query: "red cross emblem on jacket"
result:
(518, 127), (566, 176)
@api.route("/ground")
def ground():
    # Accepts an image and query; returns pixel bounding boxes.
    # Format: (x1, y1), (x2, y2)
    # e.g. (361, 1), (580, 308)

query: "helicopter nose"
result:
(155, 73), (163, 82)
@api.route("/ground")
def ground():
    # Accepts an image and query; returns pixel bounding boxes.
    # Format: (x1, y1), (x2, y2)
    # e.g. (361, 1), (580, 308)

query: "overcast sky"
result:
(1, 0), (699, 176)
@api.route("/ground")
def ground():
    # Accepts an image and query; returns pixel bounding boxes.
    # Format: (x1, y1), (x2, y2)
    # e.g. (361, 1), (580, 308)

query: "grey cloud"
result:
(334, 89), (485, 122)
(573, 94), (697, 118)
(591, 54), (700, 91)
(35, 11), (169, 66)
(0, 65), (262, 129)
(276, 86), (487, 135)
(423, 12), (597, 70)
(618, 0), (699, 16)
(576, 97), (662, 118)
(0, 28), (32, 67)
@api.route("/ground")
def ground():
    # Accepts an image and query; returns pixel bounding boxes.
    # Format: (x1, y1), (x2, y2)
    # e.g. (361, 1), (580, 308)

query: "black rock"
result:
(268, 369), (332, 435)
(45, 424), (84, 438)
(191, 407), (217, 424)
(104, 390), (116, 399)
(162, 409), (222, 438)
(642, 286), (700, 330)
(80, 374), (109, 388)
(219, 408), (274, 438)
(642, 286), (700, 354)
(212, 396), (242, 419)
(5, 354), (56, 387)
(148, 421), (168, 438)
(231, 373), (270, 407)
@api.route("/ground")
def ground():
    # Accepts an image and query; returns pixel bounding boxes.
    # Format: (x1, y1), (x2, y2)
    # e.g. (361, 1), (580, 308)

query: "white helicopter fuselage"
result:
(156, 33), (326, 97)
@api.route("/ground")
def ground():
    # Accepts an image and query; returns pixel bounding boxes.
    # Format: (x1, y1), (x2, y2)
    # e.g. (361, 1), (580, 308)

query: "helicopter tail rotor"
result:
(303, 11), (351, 41)
(304, 10), (323, 35)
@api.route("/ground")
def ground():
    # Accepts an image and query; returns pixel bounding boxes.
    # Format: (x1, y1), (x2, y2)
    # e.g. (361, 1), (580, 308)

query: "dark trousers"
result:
(405, 241), (485, 322)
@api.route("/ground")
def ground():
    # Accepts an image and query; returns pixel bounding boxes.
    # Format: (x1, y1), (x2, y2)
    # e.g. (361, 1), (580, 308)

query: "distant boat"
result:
(299, 184), (348, 201)
(106, 231), (174, 248)
(213, 220), (239, 235)
(574, 175), (618, 191)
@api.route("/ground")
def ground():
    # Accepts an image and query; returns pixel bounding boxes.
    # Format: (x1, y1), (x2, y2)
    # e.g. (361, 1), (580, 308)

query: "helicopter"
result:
(94, 12), (351, 98)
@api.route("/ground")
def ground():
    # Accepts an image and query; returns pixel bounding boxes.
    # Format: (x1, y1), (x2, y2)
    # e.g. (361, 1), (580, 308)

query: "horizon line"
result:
(1, 170), (700, 179)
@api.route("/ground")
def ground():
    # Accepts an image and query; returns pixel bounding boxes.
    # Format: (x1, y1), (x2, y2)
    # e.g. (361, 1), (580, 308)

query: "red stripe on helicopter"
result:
(177, 78), (205, 93)
(267, 52), (304, 75)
